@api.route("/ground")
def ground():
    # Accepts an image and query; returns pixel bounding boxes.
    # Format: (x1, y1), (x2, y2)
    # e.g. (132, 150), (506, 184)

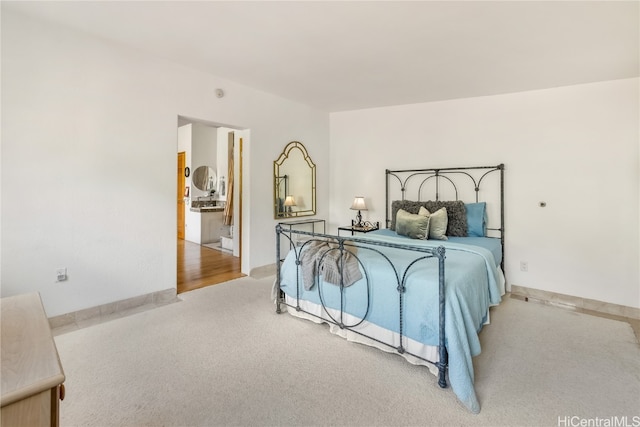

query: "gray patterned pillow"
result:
(424, 200), (467, 237)
(391, 200), (467, 237)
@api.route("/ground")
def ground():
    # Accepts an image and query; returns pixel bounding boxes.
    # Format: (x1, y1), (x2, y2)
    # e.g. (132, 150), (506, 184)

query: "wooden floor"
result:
(177, 239), (244, 294)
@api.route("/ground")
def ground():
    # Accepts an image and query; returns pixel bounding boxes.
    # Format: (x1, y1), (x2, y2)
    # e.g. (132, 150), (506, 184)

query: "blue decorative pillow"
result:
(465, 202), (487, 237)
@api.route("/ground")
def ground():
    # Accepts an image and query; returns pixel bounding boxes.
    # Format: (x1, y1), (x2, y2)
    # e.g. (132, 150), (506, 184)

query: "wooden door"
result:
(177, 152), (186, 240)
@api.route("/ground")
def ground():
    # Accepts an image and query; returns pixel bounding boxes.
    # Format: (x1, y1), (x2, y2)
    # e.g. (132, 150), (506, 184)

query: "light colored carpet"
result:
(54, 276), (640, 426)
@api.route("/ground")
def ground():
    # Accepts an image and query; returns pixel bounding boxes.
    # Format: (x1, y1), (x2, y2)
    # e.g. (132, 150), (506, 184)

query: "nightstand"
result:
(278, 218), (326, 235)
(338, 221), (380, 236)
(278, 219), (326, 254)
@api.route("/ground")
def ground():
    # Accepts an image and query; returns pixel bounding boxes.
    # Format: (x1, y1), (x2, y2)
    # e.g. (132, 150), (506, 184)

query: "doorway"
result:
(176, 117), (245, 293)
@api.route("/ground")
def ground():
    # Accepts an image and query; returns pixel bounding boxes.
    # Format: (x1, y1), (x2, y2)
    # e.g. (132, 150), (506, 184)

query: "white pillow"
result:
(419, 206), (448, 240)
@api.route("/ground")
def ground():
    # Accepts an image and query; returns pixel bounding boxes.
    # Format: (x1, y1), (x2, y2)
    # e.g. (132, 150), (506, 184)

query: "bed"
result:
(274, 164), (505, 413)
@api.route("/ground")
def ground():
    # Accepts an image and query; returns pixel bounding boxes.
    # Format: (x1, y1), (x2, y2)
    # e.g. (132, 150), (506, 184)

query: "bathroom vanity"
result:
(186, 202), (226, 245)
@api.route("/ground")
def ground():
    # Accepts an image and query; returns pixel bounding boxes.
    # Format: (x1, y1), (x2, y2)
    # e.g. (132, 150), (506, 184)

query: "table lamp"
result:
(350, 196), (367, 227)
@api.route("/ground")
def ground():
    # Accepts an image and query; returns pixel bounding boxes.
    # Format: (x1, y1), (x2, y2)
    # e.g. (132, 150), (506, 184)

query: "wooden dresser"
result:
(1, 293), (65, 427)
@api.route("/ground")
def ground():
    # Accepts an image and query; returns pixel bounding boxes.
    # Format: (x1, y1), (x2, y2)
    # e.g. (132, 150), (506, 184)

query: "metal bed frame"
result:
(274, 164), (505, 393)
(385, 164), (505, 269)
(275, 228), (449, 386)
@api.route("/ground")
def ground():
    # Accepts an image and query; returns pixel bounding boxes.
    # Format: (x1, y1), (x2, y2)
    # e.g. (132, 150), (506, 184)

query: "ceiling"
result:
(3, 1), (638, 112)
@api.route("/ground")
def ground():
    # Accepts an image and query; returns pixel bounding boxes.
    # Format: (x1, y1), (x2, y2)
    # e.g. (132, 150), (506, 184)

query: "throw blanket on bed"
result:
(300, 239), (362, 290)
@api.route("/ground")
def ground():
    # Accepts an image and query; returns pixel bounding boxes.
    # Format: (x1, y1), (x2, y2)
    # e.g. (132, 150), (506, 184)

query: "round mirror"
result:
(192, 166), (217, 192)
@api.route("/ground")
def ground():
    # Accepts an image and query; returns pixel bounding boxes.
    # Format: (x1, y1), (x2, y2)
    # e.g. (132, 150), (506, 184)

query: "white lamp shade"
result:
(284, 195), (296, 207)
(350, 196), (367, 211)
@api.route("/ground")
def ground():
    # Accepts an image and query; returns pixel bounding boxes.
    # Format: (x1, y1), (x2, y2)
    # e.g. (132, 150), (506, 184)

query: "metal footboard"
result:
(275, 225), (448, 389)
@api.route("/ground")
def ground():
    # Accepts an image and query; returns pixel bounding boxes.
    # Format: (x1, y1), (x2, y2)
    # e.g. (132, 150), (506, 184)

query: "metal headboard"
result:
(385, 164), (505, 268)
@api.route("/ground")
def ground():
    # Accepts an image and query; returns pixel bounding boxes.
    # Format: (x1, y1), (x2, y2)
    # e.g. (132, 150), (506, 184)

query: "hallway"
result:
(177, 239), (243, 294)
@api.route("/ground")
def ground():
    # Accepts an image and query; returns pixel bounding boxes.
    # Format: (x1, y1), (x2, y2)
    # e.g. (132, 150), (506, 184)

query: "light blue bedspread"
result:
(370, 228), (503, 267)
(278, 232), (503, 413)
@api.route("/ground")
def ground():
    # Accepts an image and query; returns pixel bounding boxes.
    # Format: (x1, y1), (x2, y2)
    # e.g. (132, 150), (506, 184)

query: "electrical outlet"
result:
(520, 261), (528, 272)
(56, 268), (67, 282)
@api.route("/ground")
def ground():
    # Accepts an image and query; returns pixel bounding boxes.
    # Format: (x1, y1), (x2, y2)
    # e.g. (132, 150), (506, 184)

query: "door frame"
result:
(176, 117), (248, 276)
(177, 151), (186, 240)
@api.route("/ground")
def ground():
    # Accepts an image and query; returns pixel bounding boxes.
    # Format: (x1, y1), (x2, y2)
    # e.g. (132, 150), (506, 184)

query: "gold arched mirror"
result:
(274, 141), (316, 219)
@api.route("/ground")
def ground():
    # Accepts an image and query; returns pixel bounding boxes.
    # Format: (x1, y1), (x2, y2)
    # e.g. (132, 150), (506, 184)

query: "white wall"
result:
(0, 10), (330, 316)
(3, 9), (635, 317)
(330, 78), (639, 309)
(190, 123), (218, 199)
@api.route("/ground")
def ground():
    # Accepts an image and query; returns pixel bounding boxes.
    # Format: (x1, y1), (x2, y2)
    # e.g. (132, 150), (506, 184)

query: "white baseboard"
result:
(49, 288), (179, 334)
(510, 285), (640, 320)
(250, 263), (276, 279)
